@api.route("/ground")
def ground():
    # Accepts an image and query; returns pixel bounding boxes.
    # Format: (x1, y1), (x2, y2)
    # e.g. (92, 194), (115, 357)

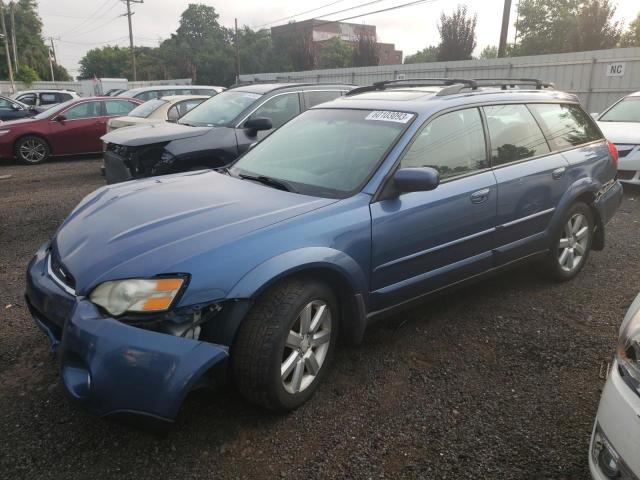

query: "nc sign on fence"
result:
(606, 62), (626, 77)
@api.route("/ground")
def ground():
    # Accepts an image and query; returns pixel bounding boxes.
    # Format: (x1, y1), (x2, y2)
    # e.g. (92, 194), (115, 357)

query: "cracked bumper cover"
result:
(25, 244), (228, 422)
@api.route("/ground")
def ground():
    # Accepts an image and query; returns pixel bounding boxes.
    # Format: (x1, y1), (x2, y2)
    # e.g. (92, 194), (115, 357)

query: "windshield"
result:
(128, 99), (167, 118)
(599, 97), (640, 122)
(33, 100), (75, 119)
(230, 109), (412, 198)
(178, 90), (262, 127)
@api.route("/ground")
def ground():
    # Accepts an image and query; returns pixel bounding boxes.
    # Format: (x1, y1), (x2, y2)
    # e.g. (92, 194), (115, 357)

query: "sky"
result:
(39, 0), (640, 79)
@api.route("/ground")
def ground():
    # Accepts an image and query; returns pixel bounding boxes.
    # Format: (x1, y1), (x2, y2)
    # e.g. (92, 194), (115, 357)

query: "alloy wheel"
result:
(20, 139), (46, 163)
(557, 213), (589, 272)
(281, 300), (332, 394)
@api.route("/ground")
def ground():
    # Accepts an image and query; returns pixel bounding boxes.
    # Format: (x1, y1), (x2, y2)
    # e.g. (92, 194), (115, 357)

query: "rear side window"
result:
(303, 90), (343, 108)
(401, 108), (488, 180)
(195, 89), (217, 96)
(135, 90), (159, 101)
(529, 103), (602, 150)
(40, 93), (58, 105)
(484, 104), (550, 166)
(105, 100), (137, 116)
(59, 93), (73, 102)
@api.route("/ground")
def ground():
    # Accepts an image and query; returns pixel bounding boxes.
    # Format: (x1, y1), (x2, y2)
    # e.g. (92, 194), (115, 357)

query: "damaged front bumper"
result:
(25, 244), (229, 423)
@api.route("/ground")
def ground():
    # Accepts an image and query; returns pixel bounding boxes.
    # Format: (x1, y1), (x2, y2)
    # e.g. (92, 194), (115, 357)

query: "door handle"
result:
(552, 167), (566, 179)
(470, 188), (490, 204)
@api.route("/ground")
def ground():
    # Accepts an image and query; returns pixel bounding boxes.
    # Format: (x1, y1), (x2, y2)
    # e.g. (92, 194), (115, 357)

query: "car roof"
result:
(227, 83), (355, 94)
(627, 91), (640, 97)
(158, 95), (210, 102)
(16, 89), (76, 93)
(314, 88), (581, 116)
(121, 85), (224, 94)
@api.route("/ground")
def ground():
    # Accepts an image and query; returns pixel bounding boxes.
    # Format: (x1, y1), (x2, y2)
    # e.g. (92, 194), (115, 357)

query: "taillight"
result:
(607, 141), (619, 169)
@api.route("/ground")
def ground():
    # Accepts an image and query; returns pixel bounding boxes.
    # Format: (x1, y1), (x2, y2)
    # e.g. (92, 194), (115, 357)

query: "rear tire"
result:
(232, 278), (338, 411)
(15, 135), (50, 165)
(543, 202), (593, 282)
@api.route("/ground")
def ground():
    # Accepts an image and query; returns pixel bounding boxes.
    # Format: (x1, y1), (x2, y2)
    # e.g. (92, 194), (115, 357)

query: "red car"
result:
(0, 96), (142, 165)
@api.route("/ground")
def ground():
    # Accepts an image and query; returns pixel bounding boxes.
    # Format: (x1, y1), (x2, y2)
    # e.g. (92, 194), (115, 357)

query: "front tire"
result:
(232, 278), (338, 411)
(15, 135), (50, 165)
(544, 202), (594, 281)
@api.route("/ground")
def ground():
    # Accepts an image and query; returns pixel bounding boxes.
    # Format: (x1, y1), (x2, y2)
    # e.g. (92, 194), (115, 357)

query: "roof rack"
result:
(473, 78), (555, 90)
(346, 78), (478, 96)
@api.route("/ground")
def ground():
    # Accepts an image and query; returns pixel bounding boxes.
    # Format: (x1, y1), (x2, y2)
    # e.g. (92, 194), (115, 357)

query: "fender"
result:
(227, 246), (369, 300)
(548, 176), (609, 250)
(226, 247), (370, 345)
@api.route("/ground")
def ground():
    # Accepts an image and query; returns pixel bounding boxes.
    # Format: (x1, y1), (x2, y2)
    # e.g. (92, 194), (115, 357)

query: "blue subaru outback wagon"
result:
(26, 78), (623, 424)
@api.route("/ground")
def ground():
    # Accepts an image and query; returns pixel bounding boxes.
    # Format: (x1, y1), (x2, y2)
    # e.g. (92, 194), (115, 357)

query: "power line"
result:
(255, 0), (348, 29)
(61, 13), (123, 39)
(57, 0), (118, 36)
(315, 0), (389, 20)
(312, 0), (438, 27)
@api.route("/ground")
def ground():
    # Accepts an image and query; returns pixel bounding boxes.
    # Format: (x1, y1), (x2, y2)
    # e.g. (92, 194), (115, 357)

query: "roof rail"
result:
(473, 78), (556, 90)
(346, 78), (478, 96)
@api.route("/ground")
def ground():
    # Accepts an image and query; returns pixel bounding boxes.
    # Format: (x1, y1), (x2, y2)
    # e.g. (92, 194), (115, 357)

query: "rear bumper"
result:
(25, 244), (229, 422)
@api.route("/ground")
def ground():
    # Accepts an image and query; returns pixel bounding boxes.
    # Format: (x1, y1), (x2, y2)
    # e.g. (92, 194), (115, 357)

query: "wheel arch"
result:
(221, 248), (369, 346)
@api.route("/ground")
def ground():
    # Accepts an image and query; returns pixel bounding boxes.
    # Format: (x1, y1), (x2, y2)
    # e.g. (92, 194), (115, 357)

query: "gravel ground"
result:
(1, 158), (639, 479)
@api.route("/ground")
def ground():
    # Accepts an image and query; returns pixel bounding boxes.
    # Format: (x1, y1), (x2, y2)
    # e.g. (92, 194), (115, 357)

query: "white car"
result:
(116, 85), (224, 102)
(597, 92), (640, 186)
(590, 293), (640, 479)
(11, 89), (80, 109)
(106, 95), (208, 132)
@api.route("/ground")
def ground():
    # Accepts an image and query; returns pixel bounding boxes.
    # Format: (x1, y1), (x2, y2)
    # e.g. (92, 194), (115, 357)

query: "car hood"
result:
(54, 171), (336, 294)
(101, 122), (214, 146)
(597, 121), (640, 145)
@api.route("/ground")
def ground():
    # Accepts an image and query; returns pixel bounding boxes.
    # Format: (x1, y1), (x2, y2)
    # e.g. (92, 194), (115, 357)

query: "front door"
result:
(49, 100), (104, 154)
(370, 107), (497, 312)
(235, 92), (301, 155)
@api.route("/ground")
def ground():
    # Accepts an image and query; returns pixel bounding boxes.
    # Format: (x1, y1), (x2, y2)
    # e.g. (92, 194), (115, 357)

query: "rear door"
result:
(49, 100), (103, 154)
(370, 107), (497, 311)
(484, 103), (570, 264)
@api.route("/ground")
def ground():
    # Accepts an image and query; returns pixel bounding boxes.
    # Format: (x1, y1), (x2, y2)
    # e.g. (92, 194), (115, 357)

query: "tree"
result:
(515, 0), (621, 55)
(78, 46), (130, 79)
(620, 13), (640, 47)
(15, 64), (38, 85)
(404, 46), (439, 64)
(0, 0), (71, 81)
(317, 37), (352, 69)
(479, 45), (498, 58)
(437, 5), (477, 61)
(352, 34), (378, 67)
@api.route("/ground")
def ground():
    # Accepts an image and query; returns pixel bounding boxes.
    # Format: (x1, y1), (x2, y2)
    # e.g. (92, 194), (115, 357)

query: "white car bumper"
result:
(589, 361), (640, 479)
(617, 144), (640, 185)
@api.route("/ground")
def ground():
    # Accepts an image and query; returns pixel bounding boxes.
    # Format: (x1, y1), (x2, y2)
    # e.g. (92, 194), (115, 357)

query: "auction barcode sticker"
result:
(365, 111), (414, 123)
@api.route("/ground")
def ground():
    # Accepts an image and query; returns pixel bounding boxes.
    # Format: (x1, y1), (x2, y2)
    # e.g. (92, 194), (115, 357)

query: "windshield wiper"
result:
(238, 173), (297, 193)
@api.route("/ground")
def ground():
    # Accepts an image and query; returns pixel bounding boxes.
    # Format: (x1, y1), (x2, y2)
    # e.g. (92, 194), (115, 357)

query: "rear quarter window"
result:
(303, 90), (344, 108)
(528, 103), (602, 150)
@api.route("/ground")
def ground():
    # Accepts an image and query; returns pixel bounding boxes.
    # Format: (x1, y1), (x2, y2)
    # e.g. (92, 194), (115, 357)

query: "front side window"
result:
(0, 97), (13, 108)
(247, 93), (301, 129)
(63, 101), (101, 119)
(128, 99), (167, 118)
(17, 93), (36, 105)
(401, 108), (488, 180)
(303, 90), (344, 108)
(231, 109), (409, 198)
(178, 90), (263, 127)
(529, 103), (602, 150)
(105, 100), (137, 116)
(599, 97), (640, 123)
(484, 104), (550, 166)
(167, 99), (205, 121)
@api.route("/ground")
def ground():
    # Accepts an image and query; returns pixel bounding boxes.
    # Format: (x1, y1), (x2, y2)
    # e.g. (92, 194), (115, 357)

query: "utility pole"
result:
(9, 1), (17, 71)
(49, 37), (57, 64)
(234, 18), (240, 84)
(0, 1), (15, 93)
(48, 49), (54, 82)
(122, 0), (143, 82)
(498, 0), (512, 58)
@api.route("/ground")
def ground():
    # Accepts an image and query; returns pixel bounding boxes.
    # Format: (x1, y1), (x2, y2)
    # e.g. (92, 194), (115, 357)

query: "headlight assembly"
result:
(617, 302), (640, 384)
(89, 277), (185, 316)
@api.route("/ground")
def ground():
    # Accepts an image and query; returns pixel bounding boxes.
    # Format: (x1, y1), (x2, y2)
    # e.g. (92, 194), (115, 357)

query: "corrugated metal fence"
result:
(239, 47), (640, 113)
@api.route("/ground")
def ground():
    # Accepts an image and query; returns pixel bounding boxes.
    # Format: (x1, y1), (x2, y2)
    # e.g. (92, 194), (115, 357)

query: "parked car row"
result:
(24, 78), (624, 438)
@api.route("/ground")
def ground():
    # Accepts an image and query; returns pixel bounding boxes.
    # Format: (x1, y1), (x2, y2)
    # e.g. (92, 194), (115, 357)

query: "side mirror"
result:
(393, 167), (440, 193)
(53, 114), (66, 122)
(590, 112), (599, 119)
(11, 104), (22, 111)
(243, 117), (272, 136)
